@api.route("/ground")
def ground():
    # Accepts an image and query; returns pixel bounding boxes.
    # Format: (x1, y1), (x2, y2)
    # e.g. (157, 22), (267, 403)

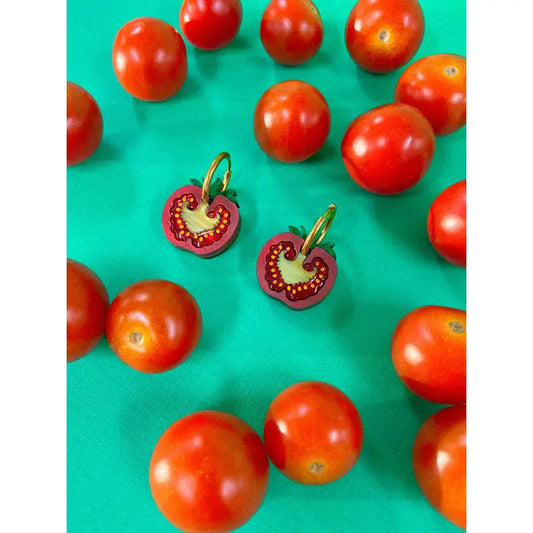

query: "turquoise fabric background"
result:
(67, 1), (466, 531)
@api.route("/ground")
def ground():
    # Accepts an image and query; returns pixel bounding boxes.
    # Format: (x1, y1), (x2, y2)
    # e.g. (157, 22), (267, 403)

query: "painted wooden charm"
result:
(256, 205), (338, 310)
(162, 152), (240, 258)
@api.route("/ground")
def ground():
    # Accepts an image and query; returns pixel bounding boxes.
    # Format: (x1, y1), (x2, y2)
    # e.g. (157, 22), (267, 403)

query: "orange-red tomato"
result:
(345, 0), (425, 73)
(428, 180), (466, 268)
(67, 82), (103, 167)
(67, 259), (109, 362)
(105, 280), (202, 373)
(263, 381), (363, 485)
(395, 54), (467, 136)
(112, 17), (187, 101)
(179, 0), (242, 50)
(254, 80), (330, 163)
(413, 405), (466, 529)
(260, 0), (324, 66)
(341, 103), (435, 195)
(391, 305), (466, 404)
(150, 411), (269, 533)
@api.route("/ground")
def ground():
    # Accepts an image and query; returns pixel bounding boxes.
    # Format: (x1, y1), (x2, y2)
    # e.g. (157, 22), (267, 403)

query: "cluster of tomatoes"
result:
(67, 0), (466, 531)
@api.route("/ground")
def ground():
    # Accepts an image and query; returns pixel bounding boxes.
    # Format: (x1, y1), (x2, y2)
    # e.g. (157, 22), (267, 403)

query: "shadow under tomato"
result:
(225, 35), (249, 52)
(357, 398), (435, 501)
(371, 190), (437, 264)
(117, 382), (207, 481)
(192, 48), (219, 79)
(354, 65), (402, 106)
(326, 293), (413, 393)
(88, 139), (119, 164)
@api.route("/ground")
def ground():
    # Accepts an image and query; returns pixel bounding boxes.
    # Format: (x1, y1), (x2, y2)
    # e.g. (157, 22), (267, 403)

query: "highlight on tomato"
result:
(179, 0), (243, 50)
(150, 410), (269, 532)
(105, 279), (202, 373)
(112, 17), (187, 101)
(263, 381), (363, 485)
(341, 103), (435, 195)
(260, 0), (324, 66)
(413, 404), (466, 529)
(395, 53), (466, 136)
(427, 180), (466, 268)
(254, 80), (331, 163)
(67, 259), (109, 362)
(391, 305), (466, 404)
(345, 0), (425, 73)
(67, 82), (103, 167)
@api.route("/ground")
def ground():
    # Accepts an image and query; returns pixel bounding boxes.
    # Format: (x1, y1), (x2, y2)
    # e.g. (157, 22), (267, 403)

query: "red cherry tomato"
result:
(67, 82), (103, 167)
(413, 405), (466, 529)
(112, 17), (187, 101)
(179, 0), (242, 50)
(67, 259), (109, 362)
(345, 0), (425, 73)
(150, 411), (269, 532)
(395, 54), (467, 136)
(254, 80), (330, 163)
(427, 180), (466, 268)
(341, 103), (435, 195)
(105, 280), (202, 373)
(263, 381), (363, 485)
(260, 0), (324, 66)
(391, 305), (466, 404)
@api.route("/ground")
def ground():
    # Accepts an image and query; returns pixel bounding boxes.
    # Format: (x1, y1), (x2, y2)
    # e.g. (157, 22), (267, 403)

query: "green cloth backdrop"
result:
(67, 0), (466, 531)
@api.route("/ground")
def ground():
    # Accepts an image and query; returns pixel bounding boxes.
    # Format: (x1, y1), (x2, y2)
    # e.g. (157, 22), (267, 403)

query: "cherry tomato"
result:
(180, 0), (242, 50)
(345, 0), (425, 73)
(341, 103), (435, 195)
(112, 17), (187, 101)
(67, 259), (109, 362)
(263, 381), (363, 485)
(391, 305), (466, 404)
(395, 54), (467, 136)
(67, 82), (103, 167)
(413, 405), (466, 529)
(260, 0), (324, 66)
(150, 410), (269, 532)
(427, 180), (466, 267)
(254, 80), (330, 163)
(105, 280), (202, 373)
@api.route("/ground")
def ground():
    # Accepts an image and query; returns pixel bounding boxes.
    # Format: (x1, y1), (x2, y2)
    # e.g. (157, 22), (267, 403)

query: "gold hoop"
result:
(202, 152), (232, 204)
(301, 204), (337, 257)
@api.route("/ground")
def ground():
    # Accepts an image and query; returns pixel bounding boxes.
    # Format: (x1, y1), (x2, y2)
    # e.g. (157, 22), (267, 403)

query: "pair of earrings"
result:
(162, 153), (338, 310)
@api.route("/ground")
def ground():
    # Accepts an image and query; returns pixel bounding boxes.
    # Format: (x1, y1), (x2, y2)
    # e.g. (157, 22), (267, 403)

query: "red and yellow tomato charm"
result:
(257, 205), (337, 310)
(162, 152), (240, 258)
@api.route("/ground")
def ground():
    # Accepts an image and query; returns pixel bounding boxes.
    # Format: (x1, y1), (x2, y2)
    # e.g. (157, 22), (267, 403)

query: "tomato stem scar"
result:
(130, 331), (143, 344)
(378, 29), (390, 42)
(309, 461), (324, 474)
(449, 321), (465, 334)
(444, 66), (458, 76)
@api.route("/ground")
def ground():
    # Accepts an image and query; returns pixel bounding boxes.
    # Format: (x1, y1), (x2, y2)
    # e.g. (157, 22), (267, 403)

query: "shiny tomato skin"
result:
(413, 405), (466, 529)
(264, 381), (363, 485)
(179, 0), (242, 51)
(254, 80), (330, 163)
(427, 180), (466, 267)
(345, 0), (425, 73)
(395, 54), (466, 136)
(260, 0), (324, 66)
(105, 280), (202, 373)
(67, 259), (109, 362)
(391, 305), (466, 404)
(67, 82), (103, 167)
(150, 411), (269, 533)
(341, 103), (435, 195)
(112, 17), (187, 101)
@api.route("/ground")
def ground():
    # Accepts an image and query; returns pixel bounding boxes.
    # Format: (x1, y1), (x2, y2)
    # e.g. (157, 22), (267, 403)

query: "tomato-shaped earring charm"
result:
(162, 152), (240, 258)
(257, 205), (337, 310)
